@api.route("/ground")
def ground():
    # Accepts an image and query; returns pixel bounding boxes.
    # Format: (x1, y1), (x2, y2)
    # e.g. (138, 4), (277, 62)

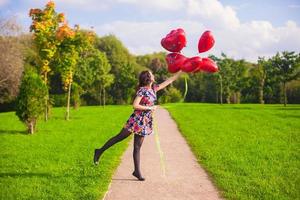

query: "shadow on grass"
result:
(215, 106), (254, 110)
(50, 116), (83, 120)
(275, 114), (300, 119)
(0, 129), (27, 135)
(274, 107), (300, 111)
(0, 172), (52, 178)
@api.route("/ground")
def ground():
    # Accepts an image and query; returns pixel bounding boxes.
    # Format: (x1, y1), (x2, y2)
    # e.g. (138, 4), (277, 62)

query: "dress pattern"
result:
(123, 83), (159, 136)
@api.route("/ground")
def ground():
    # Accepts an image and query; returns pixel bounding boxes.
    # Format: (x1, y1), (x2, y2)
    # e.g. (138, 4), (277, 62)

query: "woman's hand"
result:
(148, 105), (157, 111)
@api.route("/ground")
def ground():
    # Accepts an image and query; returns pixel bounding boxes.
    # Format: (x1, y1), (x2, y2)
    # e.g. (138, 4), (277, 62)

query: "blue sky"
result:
(1, 0), (300, 62)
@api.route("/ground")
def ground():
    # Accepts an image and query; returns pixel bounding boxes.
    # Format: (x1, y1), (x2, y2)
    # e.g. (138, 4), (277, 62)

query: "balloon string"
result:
(183, 76), (188, 102)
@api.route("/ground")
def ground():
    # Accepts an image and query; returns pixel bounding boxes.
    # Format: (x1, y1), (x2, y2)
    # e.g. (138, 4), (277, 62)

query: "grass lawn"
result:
(0, 105), (133, 200)
(162, 103), (300, 200)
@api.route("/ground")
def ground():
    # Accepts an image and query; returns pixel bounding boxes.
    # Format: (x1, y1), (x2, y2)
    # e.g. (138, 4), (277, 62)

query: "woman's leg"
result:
(94, 128), (132, 164)
(132, 134), (145, 180)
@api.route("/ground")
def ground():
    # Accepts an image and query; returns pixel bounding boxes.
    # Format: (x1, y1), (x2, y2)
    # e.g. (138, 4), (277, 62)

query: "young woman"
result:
(93, 70), (183, 181)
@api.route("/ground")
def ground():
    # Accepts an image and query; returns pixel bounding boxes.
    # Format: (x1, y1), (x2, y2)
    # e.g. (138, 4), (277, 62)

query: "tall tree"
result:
(271, 51), (300, 106)
(96, 35), (138, 104)
(55, 23), (77, 120)
(251, 57), (274, 104)
(230, 59), (249, 103)
(215, 53), (234, 104)
(29, 1), (65, 120)
(73, 30), (114, 106)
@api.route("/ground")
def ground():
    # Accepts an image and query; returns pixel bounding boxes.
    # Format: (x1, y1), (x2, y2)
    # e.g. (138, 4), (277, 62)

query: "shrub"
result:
(15, 69), (47, 134)
(158, 86), (183, 104)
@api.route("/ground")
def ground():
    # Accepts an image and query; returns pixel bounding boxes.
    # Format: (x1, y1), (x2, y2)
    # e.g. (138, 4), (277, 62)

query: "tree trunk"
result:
(98, 85), (101, 106)
(237, 92), (241, 104)
(28, 120), (35, 134)
(44, 72), (48, 121)
(258, 87), (264, 104)
(226, 96), (230, 104)
(233, 92), (237, 104)
(259, 78), (265, 104)
(220, 75), (223, 104)
(225, 86), (230, 104)
(65, 83), (72, 120)
(283, 82), (287, 107)
(103, 87), (106, 107)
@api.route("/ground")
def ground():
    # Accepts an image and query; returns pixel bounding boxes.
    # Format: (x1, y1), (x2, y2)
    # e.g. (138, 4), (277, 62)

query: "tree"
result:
(55, 23), (77, 120)
(250, 57), (273, 104)
(96, 35), (138, 104)
(73, 30), (114, 106)
(230, 59), (249, 103)
(76, 49), (114, 106)
(215, 53), (234, 104)
(16, 69), (47, 134)
(29, 1), (65, 120)
(271, 51), (300, 106)
(0, 17), (24, 103)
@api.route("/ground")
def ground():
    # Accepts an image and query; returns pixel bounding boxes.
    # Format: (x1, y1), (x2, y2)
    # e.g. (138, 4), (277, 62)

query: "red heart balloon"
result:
(166, 53), (187, 73)
(161, 28), (187, 52)
(181, 56), (202, 73)
(198, 30), (215, 53)
(196, 57), (218, 73)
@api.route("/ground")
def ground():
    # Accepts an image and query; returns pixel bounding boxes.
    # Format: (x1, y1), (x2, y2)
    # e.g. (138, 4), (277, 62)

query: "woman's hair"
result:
(132, 70), (155, 102)
(138, 70), (152, 87)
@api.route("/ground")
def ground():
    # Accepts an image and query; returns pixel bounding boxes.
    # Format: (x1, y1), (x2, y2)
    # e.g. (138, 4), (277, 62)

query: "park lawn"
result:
(162, 103), (300, 200)
(0, 105), (133, 200)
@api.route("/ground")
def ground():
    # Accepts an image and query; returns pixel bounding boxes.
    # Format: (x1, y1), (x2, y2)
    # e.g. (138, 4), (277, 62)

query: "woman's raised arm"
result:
(156, 70), (184, 91)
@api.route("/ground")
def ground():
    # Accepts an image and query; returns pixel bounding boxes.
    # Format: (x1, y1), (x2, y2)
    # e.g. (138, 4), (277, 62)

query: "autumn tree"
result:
(29, 1), (65, 120)
(55, 23), (77, 120)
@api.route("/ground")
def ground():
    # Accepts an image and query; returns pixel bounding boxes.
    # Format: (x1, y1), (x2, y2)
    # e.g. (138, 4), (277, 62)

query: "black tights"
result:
(96, 128), (145, 175)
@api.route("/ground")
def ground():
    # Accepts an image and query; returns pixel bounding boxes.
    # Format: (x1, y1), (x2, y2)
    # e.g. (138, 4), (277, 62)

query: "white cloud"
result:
(186, 0), (240, 30)
(19, 0), (300, 62)
(92, 18), (300, 62)
(91, 20), (205, 56)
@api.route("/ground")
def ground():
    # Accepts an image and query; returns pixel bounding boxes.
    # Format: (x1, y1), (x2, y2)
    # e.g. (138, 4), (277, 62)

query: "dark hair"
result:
(135, 70), (154, 96)
(138, 70), (152, 87)
(132, 70), (155, 101)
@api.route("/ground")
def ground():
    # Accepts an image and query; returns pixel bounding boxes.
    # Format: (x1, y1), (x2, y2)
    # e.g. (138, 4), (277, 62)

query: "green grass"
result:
(162, 103), (300, 200)
(0, 105), (133, 200)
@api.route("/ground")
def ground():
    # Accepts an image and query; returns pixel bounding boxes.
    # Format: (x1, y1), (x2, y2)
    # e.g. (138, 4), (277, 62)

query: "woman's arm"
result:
(156, 70), (184, 91)
(132, 96), (156, 111)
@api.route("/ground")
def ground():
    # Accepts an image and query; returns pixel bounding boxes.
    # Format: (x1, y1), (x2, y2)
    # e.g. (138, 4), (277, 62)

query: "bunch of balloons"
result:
(161, 28), (218, 74)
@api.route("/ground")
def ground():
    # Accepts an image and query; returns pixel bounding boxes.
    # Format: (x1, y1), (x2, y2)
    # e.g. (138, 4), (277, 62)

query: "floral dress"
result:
(123, 83), (159, 136)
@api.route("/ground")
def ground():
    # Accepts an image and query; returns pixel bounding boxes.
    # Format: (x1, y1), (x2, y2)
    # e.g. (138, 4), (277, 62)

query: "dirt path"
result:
(103, 106), (224, 200)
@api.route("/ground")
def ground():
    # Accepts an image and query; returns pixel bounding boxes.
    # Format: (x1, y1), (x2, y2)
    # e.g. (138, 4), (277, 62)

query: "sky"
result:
(1, 0), (300, 62)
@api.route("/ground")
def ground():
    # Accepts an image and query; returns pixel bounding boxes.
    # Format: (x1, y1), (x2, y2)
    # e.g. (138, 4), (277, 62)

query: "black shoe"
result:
(94, 148), (102, 165)
(132, 171), (145, 181)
